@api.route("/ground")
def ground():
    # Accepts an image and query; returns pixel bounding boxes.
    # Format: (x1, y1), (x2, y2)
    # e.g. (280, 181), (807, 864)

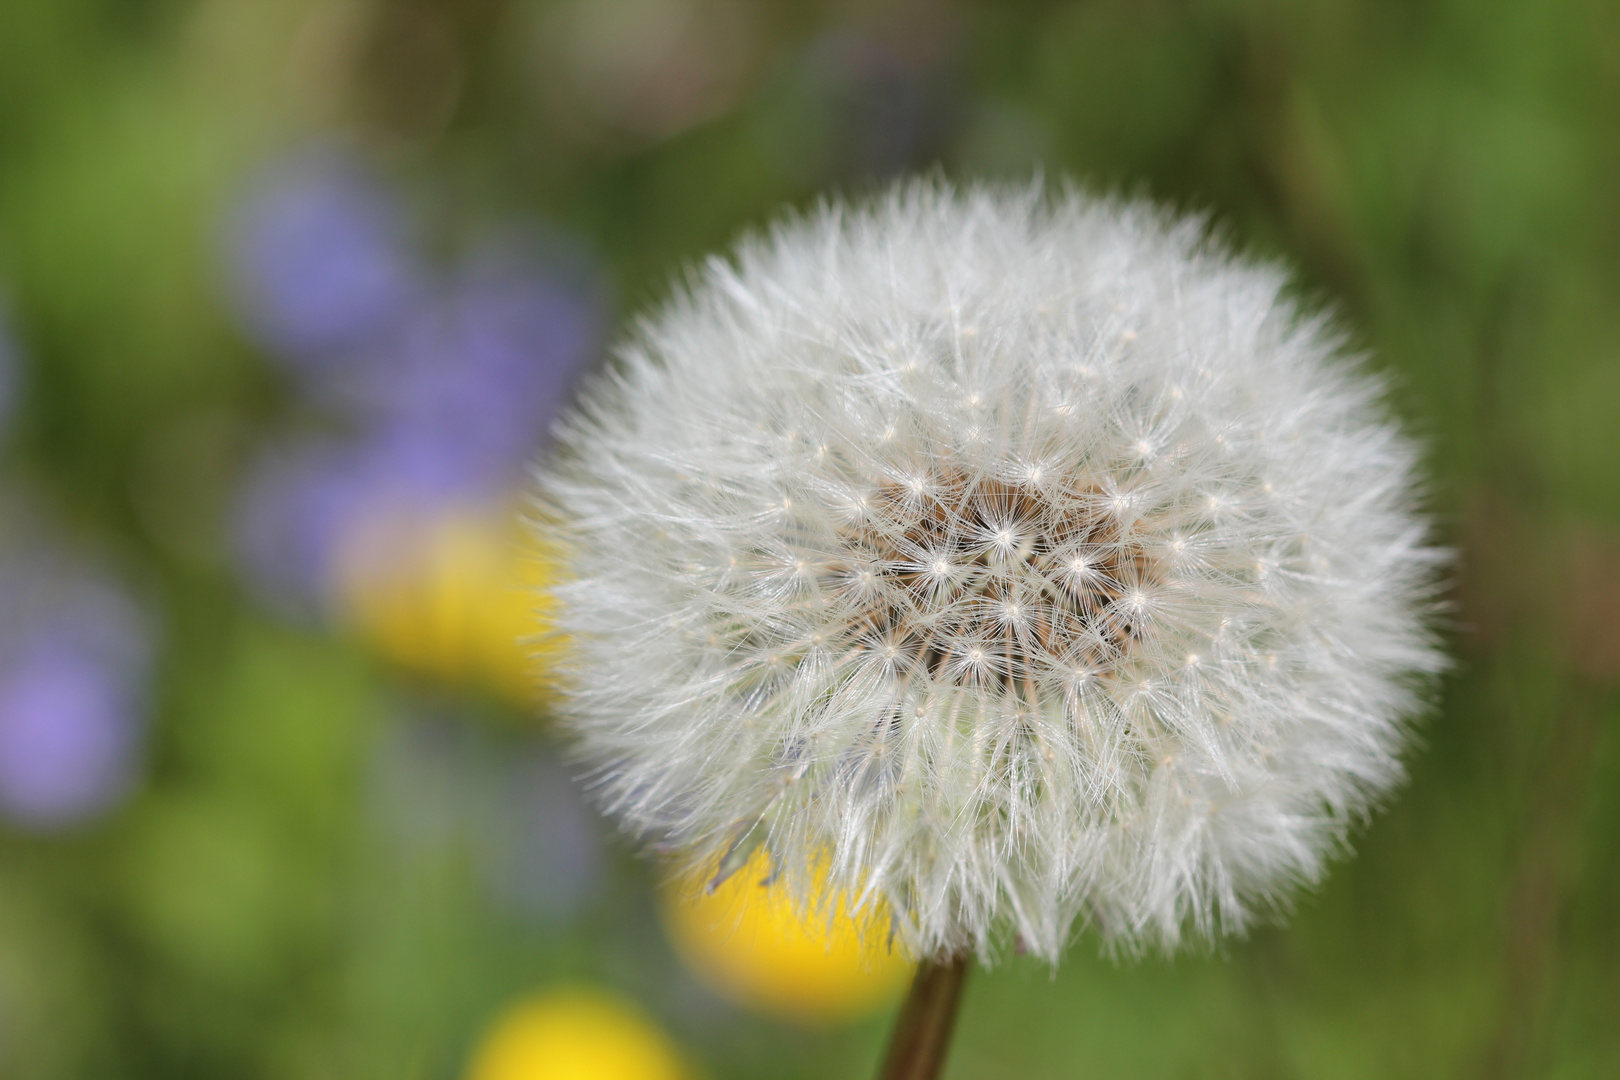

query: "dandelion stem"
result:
(875, 953), (970, 1080)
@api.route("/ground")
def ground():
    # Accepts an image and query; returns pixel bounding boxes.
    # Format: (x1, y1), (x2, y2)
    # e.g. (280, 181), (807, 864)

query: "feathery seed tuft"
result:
(537, 180), (1447, 963)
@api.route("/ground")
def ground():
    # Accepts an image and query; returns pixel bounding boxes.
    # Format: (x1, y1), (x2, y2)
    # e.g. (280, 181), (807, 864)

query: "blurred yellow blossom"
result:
(333, 502), (562, 704)
(661, 849), (913, 1024)
(464, 988), (687, 1080)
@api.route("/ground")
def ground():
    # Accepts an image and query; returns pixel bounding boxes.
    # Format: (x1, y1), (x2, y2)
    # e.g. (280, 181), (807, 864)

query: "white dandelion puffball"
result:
(540, 181), (1445, 963)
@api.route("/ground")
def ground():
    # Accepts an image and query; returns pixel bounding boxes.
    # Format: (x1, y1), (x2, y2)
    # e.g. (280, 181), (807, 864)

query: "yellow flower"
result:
(334, 502), (562, 705)
(464, 988), (687, 1080)
(660, 849), (913, 1025)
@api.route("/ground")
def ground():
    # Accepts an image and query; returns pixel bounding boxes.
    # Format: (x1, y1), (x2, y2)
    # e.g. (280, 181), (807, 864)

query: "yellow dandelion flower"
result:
(334, 503), (563, 704)
(661, 849), (913, 1024)
(464, 988), (687, 1080)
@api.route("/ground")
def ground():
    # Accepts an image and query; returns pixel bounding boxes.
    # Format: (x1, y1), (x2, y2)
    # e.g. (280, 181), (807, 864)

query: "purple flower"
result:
(0, 565), (152, 829)
(227, 146), (606, 619)
(366, 238), (602, 481)
(232, 233), (604, 616)
(232, 439), (369, 615)
(233, 432), (486, 612)
(226, 148), (424, 367)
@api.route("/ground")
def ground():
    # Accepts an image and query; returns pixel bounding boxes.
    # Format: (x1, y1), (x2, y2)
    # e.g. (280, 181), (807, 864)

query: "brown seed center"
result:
(824, 468), (1157, 694)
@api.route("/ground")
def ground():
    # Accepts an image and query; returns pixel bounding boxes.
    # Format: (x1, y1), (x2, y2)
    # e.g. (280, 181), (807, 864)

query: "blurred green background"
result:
(1, 0), (1618, 1077)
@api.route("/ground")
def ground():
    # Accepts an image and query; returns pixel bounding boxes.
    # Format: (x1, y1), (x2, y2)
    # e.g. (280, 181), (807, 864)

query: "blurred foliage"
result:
(0, 0), (1618, 1077)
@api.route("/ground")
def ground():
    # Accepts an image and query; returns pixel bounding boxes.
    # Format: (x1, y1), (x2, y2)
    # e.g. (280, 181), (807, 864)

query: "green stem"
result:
(874, 953), (971, 1080)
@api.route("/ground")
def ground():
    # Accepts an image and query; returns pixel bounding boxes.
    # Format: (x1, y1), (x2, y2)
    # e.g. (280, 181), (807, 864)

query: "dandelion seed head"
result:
(540, 180), (1446, 963)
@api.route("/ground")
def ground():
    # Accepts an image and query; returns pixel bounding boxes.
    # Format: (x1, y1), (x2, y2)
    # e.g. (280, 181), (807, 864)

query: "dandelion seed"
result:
(539, 180), (1446, 965)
